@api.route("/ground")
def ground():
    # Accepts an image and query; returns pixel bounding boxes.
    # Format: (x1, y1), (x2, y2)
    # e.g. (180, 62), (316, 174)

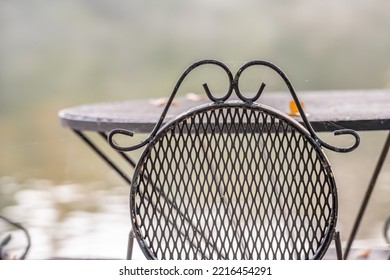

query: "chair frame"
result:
(109, 60), (360, 260)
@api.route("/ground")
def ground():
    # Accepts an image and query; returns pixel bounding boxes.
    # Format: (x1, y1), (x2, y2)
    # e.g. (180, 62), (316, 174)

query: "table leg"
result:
(73, 130), (136, 259)
(73, 130), (135, 185)
(343, 131), (390, 259)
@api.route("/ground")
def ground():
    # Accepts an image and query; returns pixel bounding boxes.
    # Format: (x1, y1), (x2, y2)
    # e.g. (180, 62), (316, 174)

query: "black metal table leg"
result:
(73, 130), (134, 185)
(344, 131), (390, 259)
(73, 130), (137, 259)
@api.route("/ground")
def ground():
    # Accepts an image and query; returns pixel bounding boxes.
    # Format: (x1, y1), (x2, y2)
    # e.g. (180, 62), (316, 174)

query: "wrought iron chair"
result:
(108, 60), (360, 260)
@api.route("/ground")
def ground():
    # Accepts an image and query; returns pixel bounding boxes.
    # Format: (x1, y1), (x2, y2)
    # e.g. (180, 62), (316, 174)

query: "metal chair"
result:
(109, 60), (360, 260)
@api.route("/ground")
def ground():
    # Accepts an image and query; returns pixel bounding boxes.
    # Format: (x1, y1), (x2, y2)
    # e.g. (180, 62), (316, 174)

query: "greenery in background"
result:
(1, 0), (390, 181)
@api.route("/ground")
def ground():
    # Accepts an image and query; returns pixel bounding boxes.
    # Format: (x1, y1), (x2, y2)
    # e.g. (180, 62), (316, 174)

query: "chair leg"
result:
(126, 230), (134, 260)
(334, 231), (343, 260)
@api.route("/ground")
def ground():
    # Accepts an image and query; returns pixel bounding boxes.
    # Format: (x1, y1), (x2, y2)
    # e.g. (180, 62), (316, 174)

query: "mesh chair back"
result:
(108, 60), (360, 260)
(132, 102), (336, 259)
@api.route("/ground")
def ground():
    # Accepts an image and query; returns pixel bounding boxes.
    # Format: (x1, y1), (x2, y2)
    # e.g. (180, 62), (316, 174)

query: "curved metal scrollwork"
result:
(0, 215), (31, 260)
(108, 59), (360, 153)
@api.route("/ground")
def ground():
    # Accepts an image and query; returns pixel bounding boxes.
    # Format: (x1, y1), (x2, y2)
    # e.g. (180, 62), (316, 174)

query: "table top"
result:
(59, 89), (390, 133)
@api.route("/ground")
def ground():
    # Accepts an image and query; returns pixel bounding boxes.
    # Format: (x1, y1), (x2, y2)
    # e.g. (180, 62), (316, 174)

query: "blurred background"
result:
(1, 0), (389, 259)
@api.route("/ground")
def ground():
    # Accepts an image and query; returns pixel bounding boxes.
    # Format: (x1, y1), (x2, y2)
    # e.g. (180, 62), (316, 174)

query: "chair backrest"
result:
(109, 60), (360, 260)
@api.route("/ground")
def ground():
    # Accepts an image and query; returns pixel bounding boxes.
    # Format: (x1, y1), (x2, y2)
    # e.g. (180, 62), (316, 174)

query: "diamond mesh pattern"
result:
(131, 103), (337, 260)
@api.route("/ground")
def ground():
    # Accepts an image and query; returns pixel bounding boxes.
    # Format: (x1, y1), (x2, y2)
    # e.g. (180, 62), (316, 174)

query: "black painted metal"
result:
(74, 130), (133, 185)
(344, 131), (390, 259)
(108, 60), (359, 260)
(74, 132), (138, 259)
(98, 132), (138, 170)
(0, 215), (31, 260)
(108, 60), (359, 153)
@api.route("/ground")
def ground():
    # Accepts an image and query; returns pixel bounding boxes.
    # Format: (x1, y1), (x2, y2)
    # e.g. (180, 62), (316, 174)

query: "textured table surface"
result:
(59, 89), (390, 133)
